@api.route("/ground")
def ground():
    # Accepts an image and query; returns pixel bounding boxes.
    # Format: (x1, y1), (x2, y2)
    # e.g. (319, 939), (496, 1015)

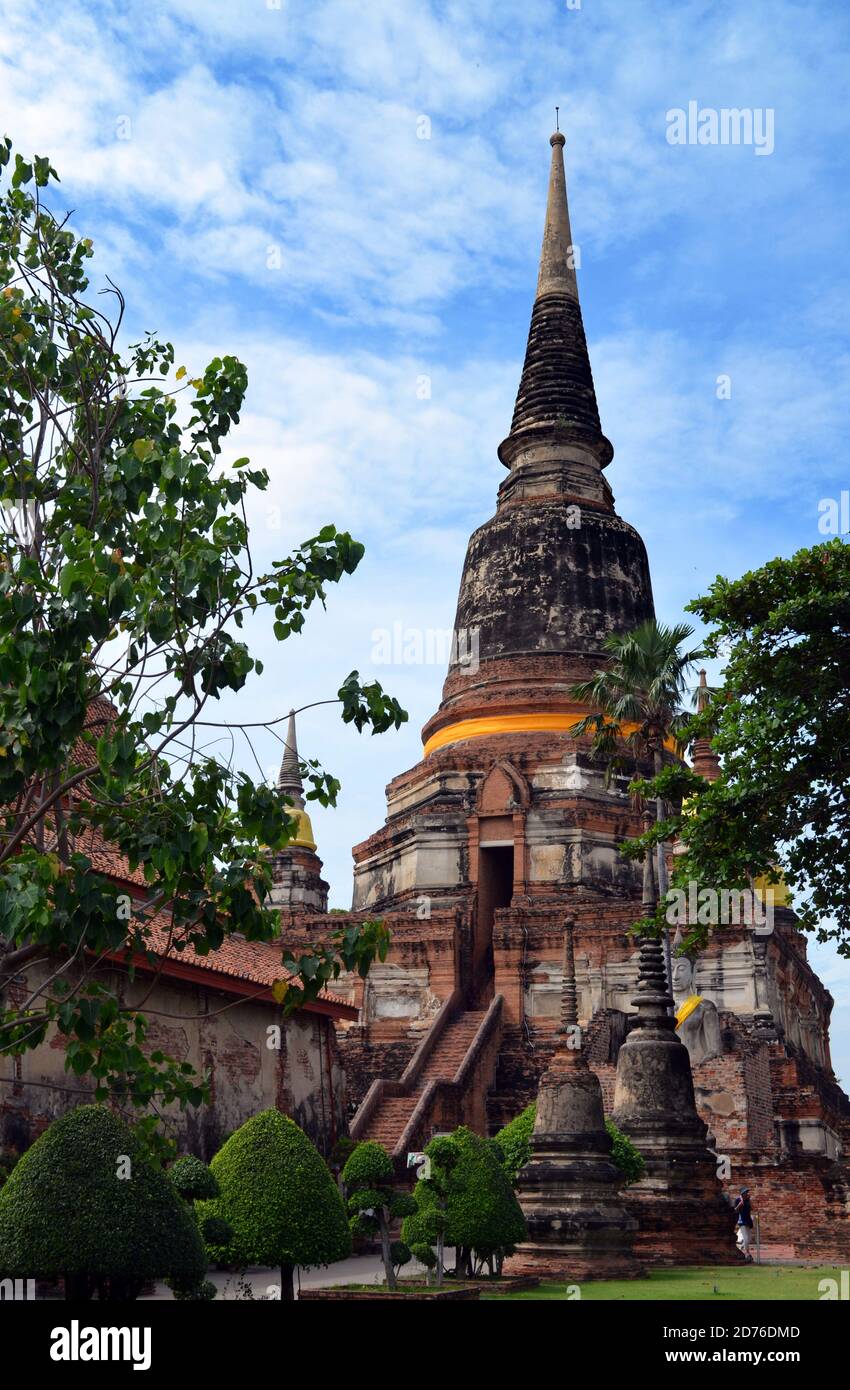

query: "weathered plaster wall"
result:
(1, 962), (346, 1160)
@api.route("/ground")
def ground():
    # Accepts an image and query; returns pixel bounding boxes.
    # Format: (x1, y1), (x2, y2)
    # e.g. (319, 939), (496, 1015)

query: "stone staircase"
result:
(350, 995), (503, 1162)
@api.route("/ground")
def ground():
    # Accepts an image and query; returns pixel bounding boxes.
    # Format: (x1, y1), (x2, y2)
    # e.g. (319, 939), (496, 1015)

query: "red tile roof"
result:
(118, 911), (355, 1016)
(29, 702), (356, 1019)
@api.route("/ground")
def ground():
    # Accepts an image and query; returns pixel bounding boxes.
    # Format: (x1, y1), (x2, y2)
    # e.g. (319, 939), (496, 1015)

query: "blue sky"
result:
(2, 0), (848, 1080)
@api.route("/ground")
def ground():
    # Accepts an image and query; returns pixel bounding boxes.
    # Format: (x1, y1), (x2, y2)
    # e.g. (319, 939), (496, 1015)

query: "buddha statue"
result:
(670, 928), (722, 1064)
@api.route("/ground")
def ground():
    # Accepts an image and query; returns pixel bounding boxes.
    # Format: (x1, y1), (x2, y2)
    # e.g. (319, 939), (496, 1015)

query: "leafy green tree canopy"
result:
(402, 1126), (526, 1260)
(0, 141), (404, 1104)
(628, 540), (850, 947)
(169, 1153), (219, 1202)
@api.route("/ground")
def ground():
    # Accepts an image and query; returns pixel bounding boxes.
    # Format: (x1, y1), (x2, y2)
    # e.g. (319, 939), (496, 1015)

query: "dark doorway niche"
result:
(474, 844), (514, 1004)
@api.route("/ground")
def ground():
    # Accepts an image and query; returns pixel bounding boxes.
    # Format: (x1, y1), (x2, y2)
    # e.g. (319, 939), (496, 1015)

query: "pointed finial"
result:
(641, 810), (658, 914)
(558, 918), (579, 1033)
(555, 105), (560, 132)
(537, 123), (576, 299)
(277, 709), (305, 811)
(697, 668), (708, 711)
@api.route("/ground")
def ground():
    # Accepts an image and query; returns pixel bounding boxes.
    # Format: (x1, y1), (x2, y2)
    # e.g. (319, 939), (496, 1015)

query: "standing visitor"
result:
(734, 1187), (755, 1261)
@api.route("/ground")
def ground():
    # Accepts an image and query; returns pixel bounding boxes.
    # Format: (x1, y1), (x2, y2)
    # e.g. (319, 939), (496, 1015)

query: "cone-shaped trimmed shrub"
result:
(0, 1105), (206, 1300)
(403, 1126), (526, 1273)
(199, 1109), (350, 1301)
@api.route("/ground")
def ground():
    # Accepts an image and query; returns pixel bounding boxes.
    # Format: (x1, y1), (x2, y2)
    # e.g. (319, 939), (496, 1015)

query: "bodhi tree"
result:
(0, 141), (405, 1107)
(341, 1140), (416, 1291)
(199, 1109), (351, 1301)
(627, 540), (850, 951)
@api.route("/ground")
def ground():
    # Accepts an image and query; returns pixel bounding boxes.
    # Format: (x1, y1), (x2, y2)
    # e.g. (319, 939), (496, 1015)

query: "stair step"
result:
(355, 1008), (495, 1151)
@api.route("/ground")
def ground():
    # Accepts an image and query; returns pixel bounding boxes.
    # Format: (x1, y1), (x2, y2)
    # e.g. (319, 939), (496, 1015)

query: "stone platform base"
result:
(506, 1243), (644, 1282)
(624, 1186), (743, 1266)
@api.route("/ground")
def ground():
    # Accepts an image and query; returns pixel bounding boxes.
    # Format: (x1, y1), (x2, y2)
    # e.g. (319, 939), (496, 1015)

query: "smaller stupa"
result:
(269, 710), (329, 920)
(509, 918), (642, 1280)
(612, 840), (740, 1263)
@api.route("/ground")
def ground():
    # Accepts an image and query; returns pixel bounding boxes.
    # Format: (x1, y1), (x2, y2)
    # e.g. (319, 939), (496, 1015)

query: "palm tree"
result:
(570, 619), (707, 996)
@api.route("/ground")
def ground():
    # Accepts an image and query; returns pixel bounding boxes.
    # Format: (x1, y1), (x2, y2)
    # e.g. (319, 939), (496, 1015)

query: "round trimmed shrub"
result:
(173, 1278), (217, 1302)
(0, 1105), (206, 1299)
(198, 1109), (350, 1298)
(170, 1154), (219, 1202)
(411, 1242), (437, 1270)
(341, 1139), (393, 1189)
(200, 1215), (232, 1248)
(390, 1240), (411, 1274)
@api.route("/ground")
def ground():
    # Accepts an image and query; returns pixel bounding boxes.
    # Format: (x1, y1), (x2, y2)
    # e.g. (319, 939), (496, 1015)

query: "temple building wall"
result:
(1, 959), (349, 1162)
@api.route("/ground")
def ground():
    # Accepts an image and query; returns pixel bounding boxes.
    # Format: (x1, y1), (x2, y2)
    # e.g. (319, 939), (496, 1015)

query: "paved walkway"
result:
(147, 1254), (428, 1299)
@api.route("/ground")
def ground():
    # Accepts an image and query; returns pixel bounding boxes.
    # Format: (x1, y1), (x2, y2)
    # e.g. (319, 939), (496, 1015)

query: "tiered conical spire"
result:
(498, 129), (613, 470)
(557, 917), (579, 1037)
(611, 847), (741, 1265)
(275, 709), (318, 854)
(269, 708), (326, 915)
(421, 124), (655, 757)
(277, 710), (305, 811)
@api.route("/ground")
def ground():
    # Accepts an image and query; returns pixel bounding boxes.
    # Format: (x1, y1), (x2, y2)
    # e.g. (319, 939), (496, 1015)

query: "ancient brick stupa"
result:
(269, 710), (328, 922)
(281, 125), (850, 1264)
(612, 852), (740, 1264)
(510, 919), (641, 1279)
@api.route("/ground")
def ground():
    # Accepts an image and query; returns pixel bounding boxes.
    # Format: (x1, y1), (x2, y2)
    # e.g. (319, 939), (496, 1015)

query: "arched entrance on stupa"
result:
(467, 761), (529, 1003)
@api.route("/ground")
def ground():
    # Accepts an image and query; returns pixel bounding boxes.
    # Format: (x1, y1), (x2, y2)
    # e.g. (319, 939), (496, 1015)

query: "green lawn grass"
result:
(482, 1265), (840, 1301)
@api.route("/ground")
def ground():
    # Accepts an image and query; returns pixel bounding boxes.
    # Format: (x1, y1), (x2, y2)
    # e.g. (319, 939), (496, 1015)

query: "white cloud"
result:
(3, 0), (850, 1073)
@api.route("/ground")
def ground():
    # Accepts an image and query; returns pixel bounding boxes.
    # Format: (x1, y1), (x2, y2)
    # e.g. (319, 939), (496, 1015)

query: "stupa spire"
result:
(536, 131), (579, 301)
(498, 125), (613, 473)
(269, 708), (327, 916)
(277, 709), (305, 811)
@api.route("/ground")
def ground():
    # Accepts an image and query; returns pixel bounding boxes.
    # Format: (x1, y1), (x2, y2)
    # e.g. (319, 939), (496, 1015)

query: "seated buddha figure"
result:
(670, 928), (722, 1064)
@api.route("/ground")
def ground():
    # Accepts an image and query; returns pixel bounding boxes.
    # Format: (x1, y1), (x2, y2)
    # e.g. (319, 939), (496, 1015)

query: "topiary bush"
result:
(173, 1277), (218, 1302)
(0, 1105), (206, 1300)
(402, 1126), (527, 1278)
(200, 1215), (233, 1248)
(390, 1240), (411, 1279)
(494, 1104), (645, 1186)
(198, 1109), (350, 1301)
(166, 1153), (226, 1299)
(341, 1140), (416, 1291)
